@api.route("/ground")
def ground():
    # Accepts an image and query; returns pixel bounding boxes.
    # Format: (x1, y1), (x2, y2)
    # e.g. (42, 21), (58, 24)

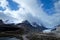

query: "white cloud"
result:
(0, 0), (60, 28)
(14, 0), (60, 28)
(0, 0), (8, 9)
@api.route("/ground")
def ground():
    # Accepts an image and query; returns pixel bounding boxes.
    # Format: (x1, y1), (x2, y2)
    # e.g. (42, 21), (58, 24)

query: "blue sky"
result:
(0, 0), (56, 15)
(38, 0), (57, 15)
(6, 0), (19, 11)
(0, 6), (6, 11)
(0, 0), (57, 15)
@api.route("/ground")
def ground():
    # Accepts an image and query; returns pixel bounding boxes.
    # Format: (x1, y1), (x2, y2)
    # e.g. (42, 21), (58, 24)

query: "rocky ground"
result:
(0, 32), (60, 40)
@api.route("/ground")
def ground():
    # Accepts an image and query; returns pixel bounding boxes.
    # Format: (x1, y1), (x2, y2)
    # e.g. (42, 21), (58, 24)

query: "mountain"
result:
(0, 20), (20, 31)
(0, 20), (47, 33)
(17, 20), (47, 33)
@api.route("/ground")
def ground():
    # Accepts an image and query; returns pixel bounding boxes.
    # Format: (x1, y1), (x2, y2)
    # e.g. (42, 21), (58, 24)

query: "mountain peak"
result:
(22, 20), (30, 25)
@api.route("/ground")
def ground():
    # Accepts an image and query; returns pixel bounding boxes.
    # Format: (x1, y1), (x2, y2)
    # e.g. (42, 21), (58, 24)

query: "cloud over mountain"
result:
(0, 0), (60, 28)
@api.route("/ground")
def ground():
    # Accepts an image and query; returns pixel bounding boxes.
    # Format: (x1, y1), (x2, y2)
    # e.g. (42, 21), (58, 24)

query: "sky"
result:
(0, 0), (60, 29)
